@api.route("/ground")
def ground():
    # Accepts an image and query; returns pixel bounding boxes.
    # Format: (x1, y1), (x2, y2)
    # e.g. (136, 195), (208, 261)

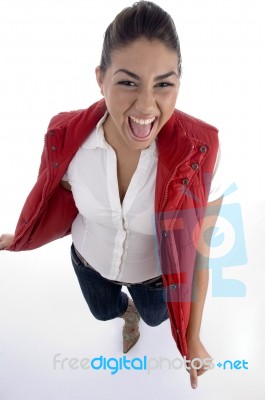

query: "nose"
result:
(134, 87), (156, 115)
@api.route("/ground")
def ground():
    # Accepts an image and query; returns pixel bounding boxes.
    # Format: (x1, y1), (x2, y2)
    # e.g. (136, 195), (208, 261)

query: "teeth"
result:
(129, 116), (156, 125)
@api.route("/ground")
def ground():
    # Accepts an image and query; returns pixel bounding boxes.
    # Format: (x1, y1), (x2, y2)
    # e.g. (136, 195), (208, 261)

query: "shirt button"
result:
(50, 131), (55, 136)
(192, 163), (199, 170)
(53, 162), (59, 168)
(182, 178), (189, 185)
(200, 145), (207, 153)
(51, 146), (57, 151)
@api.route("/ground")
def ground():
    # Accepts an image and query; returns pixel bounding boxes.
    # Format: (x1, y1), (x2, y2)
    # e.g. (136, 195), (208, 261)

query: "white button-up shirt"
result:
(64, 112), (223, 283)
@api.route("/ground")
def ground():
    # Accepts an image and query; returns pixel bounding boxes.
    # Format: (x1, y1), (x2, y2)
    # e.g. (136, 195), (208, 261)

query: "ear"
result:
(95, 66), (105, 96)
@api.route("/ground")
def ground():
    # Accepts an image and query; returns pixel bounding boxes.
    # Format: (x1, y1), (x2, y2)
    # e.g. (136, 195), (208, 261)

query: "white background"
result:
(0, 0), (264, 399)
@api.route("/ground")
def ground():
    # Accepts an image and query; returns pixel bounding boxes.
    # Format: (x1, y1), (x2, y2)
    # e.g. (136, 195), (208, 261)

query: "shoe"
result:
(120, 298), (140, 353)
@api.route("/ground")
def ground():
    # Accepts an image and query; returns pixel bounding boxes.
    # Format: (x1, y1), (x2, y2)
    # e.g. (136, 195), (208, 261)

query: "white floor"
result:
(0, 198), (264, 400)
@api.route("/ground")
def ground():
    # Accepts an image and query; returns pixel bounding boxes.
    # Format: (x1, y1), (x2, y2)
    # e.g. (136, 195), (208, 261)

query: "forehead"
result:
(110, 37), (179, 72)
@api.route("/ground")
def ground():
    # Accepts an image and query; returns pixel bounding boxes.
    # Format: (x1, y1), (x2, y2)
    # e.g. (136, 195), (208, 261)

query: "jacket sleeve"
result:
(7, 116), (78, 252)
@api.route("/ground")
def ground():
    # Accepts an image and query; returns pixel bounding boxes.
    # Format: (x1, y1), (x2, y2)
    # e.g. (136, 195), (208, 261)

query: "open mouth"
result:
(128, 116), (157, 141)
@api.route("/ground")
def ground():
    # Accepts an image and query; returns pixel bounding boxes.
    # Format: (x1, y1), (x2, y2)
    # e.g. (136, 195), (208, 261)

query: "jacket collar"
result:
(156, 111), (194, 173)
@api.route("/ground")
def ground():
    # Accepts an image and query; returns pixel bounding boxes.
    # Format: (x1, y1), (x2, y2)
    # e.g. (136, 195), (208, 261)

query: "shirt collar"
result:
(81, 110), (109, 149)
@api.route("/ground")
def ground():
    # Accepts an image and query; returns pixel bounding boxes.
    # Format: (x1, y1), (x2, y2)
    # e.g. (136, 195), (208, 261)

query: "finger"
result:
(197, 358), (212, 376)
(197, 367), (206, 376)
(190, 367), (198, 389)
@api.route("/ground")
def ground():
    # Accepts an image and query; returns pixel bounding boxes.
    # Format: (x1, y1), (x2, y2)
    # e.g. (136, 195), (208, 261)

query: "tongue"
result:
(129, 119), (152, 138)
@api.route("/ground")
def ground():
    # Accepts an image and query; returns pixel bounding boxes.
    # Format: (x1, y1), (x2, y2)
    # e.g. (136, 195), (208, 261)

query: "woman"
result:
(0, 1), (223, 389)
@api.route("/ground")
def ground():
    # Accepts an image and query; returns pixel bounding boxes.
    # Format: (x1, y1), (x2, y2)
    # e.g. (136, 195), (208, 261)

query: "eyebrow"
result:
(114, 69), (178, 81)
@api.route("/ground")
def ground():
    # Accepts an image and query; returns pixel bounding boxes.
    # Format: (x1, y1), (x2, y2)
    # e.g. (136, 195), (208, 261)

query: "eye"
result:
(156, 82), (174, 88)
(117, 80), (137, 87)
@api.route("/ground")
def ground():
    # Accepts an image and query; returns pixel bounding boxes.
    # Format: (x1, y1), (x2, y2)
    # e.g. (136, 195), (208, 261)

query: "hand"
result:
(0, 233), (14, 250)
(185, 337), (213, 390)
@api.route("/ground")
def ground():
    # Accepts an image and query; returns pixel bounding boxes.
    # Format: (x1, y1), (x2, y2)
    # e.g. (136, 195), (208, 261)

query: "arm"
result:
(186, 195), (223, 389)
(0, 181), (72, 251)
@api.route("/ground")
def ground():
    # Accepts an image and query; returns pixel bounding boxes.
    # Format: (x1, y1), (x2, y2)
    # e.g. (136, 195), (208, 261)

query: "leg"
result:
(128, 279), (169, 327)
(70, 244), (128, 321)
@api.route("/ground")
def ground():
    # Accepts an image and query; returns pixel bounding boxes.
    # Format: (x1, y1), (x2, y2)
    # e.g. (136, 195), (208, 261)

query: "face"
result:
(95, 37), (180, 151)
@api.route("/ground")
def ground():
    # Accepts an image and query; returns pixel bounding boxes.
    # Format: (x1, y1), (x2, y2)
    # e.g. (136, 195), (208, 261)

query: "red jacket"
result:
(7, 99), (219, 357)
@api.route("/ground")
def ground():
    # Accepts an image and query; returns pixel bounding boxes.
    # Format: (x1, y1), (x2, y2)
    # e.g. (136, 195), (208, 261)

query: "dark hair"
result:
(99, 1), (182, 77)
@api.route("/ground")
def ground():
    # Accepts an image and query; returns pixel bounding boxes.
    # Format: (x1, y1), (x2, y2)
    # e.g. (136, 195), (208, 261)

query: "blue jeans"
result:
(71, 244), (168, 327)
